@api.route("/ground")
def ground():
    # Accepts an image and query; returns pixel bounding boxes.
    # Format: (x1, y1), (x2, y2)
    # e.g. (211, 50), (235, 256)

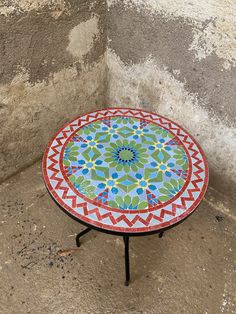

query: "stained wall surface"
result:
(0, 0), (107, 181)
(107, 0), (236, 200)
(0, 0), (235, 200)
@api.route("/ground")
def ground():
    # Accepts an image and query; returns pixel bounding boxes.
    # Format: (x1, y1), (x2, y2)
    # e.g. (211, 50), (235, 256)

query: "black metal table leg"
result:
(159, 231), (164, 238)
(123, 236), (130, 286)
(76, 227), (91, 247)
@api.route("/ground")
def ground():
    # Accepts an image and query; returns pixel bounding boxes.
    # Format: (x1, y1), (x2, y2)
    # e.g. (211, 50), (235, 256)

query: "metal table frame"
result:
(43, 108), (208, 286)
(49, 191), (193, 286)
(76, 227), (164, 286)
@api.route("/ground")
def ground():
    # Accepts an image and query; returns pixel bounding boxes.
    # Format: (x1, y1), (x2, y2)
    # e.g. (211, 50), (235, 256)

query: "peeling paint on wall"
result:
(0, 0), (107, 181)
(0, 0), (67, 17)
(190, 19), (236, 70)
(0, 58), (106, 181)
(67, 16), (100, 61)
(107, 0), (235, 23)
(0, 0), (235, 199)
(108, 0), (236, 70)
(0, 3), (106, 84)
(106, 49), (236, 195)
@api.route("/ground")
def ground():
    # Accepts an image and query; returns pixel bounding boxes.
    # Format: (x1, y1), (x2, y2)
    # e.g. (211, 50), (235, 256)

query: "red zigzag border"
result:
(45, 109), (206, 229)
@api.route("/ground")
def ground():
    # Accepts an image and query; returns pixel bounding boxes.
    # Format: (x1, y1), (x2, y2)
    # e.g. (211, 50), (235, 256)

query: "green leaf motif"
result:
(138, 201), (148, 210)
(61, 116), (190, 212)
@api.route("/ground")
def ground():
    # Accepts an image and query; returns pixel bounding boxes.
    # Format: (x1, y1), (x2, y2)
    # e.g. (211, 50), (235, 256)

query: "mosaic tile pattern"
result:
(63, 117), (188, 210)
(42, 108), (208, 234)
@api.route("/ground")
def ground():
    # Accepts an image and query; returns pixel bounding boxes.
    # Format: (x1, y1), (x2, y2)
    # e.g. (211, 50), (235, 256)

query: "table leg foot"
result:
(159, 231), (164, 238)
(76, 227), (91, 247)
(123, 236), (130, 286)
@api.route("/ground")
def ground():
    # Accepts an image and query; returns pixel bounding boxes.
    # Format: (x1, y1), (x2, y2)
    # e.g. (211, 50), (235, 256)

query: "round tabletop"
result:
(43, 108), (208, 235)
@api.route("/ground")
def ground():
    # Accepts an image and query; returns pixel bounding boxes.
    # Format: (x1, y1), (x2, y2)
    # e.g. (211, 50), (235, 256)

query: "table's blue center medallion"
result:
(62, 116), (190, 211)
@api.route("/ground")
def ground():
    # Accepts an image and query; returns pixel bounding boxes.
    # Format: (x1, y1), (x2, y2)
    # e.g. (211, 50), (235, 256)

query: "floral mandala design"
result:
(62, 116), (190, 211)
(104, 139), (148, 172)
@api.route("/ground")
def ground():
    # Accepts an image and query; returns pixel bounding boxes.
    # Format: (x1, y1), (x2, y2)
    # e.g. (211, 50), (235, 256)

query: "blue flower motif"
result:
(78, 159), (103, 175)
(132, 125), (149, 139)
(151, 161), (175, 177)
(135, 173), (157, 195)
(149, 138), (171, 151)
(113, 146), (139, 166)
(97, 172), (119, 194)
(81, 136), (103, 149)
(102, 124), (119, 138)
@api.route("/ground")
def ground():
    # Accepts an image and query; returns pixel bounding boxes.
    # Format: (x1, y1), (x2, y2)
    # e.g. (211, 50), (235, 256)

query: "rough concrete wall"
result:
(0, 0), (107, 182)
(1, 0), (235, 200)
(107, 1), (236, 200)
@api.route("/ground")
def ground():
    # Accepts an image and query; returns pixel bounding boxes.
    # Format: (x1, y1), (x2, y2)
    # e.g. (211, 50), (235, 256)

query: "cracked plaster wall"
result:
(107, 1), (236, 199)
(0, 0), (235, 200)
(0, 0), (108, 181)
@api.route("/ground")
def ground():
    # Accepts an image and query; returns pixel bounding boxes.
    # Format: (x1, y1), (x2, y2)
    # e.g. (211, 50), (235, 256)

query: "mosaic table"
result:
(42, 108), (208, 285)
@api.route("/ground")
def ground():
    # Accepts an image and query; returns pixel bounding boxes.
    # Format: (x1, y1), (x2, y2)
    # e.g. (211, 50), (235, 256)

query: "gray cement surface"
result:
(0, 0), (107, 182)
(0, 162), (235, 314)
(0, 0), (235, 202)
(107, 4), (236, 200)
(108, 6), (236, 125)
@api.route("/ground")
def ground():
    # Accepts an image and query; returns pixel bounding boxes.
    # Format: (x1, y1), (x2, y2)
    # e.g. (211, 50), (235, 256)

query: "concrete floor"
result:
(0, 162), (235, 314)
